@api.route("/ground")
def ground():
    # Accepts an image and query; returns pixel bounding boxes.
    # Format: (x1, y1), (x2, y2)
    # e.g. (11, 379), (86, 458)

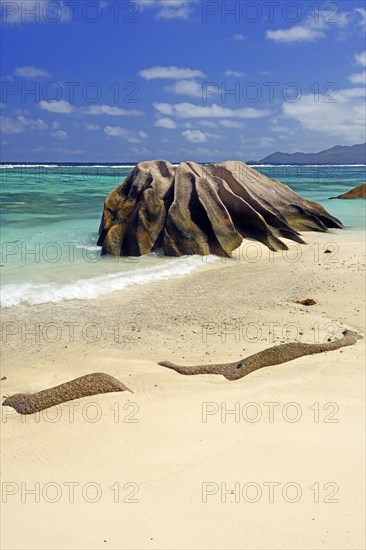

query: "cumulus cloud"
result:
(282, 87), (366, 143)
(182, 129), (208, 143)
(348, 71), (366, 85)
(135, 0), (195, 20)
(39, 100), (75, 114)
(348, 51), (366, 84)
(1, 115), (48, 134)
(155, 118), (177, 129)
(266, 26), (324, 43)
(51, 129), (68, 139)
(39, 101), (142, 116)
(355, 50), (366, 67)
(81, 105), (142, 116)
(139, 66), (206, 80)
(355, 8), (366, 29)
(224, 70), (246, 78)
(266, 8), (349, 43)
(153, 102), (269, 119)
(164, 80), (203, 98)
(104, 126), (148, 143)
(15, 66), (51, 78)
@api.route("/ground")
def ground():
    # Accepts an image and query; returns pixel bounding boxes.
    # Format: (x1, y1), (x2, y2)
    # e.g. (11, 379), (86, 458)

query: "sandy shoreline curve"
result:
(1, 229), (365, 550)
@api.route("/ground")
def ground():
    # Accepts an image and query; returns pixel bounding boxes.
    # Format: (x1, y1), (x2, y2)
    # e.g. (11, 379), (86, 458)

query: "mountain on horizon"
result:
(254, 143), (366, 165)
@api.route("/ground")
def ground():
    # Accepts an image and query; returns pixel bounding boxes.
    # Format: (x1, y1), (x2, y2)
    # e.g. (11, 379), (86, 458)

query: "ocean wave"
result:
(0, 256), (216, 308)
(0, 164), (134, 169)
(72, 243), (102, 252)
(0, 164), (60, 169)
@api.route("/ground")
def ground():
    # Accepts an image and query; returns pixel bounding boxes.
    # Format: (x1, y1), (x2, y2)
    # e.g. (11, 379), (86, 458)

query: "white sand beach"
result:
(1, 229), (365, 550)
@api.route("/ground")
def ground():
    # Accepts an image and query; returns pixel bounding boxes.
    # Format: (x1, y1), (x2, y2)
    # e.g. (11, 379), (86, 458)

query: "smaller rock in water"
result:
(330, 183), (366, 200)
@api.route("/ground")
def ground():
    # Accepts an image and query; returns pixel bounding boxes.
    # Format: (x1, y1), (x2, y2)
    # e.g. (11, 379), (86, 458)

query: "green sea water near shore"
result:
(1, 163), (365, 308)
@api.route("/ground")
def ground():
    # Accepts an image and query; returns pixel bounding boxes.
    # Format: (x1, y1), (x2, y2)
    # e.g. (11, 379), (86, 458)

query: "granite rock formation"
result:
(330, 183), (366, 200)
(98, 160), (343, 257)
(159, 330), (362, 381)
(2, 373), (131, 415)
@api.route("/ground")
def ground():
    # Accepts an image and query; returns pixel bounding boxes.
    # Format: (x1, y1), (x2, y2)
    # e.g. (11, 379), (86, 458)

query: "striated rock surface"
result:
(98, 160), (343, 257)
(159, 330), (362, 381)
(330, 183), (366, 200)
(2, 373), (131, 415)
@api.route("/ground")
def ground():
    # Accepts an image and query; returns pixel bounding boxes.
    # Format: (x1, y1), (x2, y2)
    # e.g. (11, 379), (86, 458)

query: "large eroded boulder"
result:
(98, 160), (343, 257)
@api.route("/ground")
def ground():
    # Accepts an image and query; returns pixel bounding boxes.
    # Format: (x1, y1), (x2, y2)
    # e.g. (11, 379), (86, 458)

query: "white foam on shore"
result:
(0, 256), (216, 308)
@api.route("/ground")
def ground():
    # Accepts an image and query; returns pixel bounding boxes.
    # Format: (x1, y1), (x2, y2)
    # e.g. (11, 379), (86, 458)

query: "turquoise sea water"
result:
(1, 164), (365, 308)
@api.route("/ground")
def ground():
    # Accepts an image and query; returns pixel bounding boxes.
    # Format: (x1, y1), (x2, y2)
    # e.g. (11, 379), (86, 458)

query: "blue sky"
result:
(1, 0), (365, 162)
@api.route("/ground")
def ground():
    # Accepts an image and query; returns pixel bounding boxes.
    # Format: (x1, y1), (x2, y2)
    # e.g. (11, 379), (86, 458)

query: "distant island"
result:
(249, 143), (366, 165)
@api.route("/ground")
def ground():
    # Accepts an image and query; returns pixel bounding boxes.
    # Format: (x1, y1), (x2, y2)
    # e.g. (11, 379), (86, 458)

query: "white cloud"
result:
(182, 129), (208, 143)
(347, 51), (366, 85)
(139, 66), (206, 80)
(81, 105), (143, 116)
(155, 118), (176, 129)
(219, 120), (245, 128)
(266, 26), (324, 43)
(153, 102), (269, 119)
(15, 65), (51, 78)
(1, 115), (48, 134)
(354, 50), (366, 67)
(355, 8), (366, 29)
(233, 33), (245, 41)
(266, 8), (349, 43)
(164, 80), (203, 98)
(282, 87), (366, 143)
(135, 0), (195, 20)
(348, 71), (366, 85)
(51, 130), (68, 139)
(104, 126), (148, 143)
(39, 100), (75, 114)
(224, 70), (246, 78)
(39, 101), (142, 116)
(157, 4), (191, 19)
